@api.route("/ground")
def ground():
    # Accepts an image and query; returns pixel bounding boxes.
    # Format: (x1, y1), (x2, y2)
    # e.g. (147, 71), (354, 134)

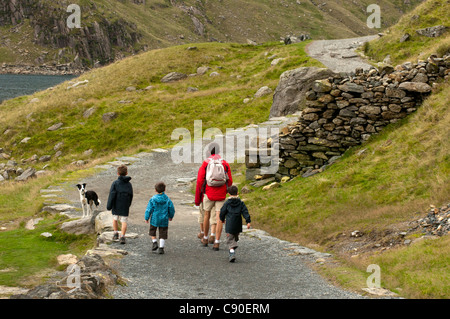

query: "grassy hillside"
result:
(242, 81), (449, 298)
(0, 0), (424, 67)
(363, 0), (450, 65)
(0, 41), (321, 171)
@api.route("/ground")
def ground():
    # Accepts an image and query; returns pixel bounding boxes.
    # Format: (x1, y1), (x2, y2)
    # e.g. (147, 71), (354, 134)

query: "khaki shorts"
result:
(113, 215), (128, 223)
(202, 195), (225, 213)
(197, 202), (217, 225)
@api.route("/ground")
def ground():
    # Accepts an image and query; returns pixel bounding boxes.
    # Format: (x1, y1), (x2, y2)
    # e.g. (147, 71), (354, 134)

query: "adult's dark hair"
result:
(227, 185), (238, 196)
(155, 182), (166, 193)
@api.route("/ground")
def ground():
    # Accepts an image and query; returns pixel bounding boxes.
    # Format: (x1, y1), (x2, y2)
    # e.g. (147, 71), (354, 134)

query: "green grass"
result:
(363, 0), (450, 64)
(372, 235), (450, 298)
(242, 82), (450, 298)
(0, 214), (95, 287)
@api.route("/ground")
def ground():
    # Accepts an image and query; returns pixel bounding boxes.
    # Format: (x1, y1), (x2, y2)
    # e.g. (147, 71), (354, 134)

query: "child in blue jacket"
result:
(145, 182), (175, 254)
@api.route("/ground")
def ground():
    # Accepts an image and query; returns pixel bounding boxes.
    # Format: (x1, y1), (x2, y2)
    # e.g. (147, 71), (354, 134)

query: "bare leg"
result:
(121, 222), (127, 237)
(203, 210), (211, 240)
(113, 219), (119, 232)
(215, 211), (223, 241)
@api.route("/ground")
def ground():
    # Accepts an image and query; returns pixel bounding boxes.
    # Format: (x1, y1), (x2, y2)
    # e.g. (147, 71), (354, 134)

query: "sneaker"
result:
(158, 247), (165, 254)
(119, 236), (126, 245)
(229, 252), (236, 263)
(152, 241), (158, 251)
(113, 232), (119, 241)
(208, 235), (215, 244)
(201, 238), (208, 247)
(212, 242), (220, 251)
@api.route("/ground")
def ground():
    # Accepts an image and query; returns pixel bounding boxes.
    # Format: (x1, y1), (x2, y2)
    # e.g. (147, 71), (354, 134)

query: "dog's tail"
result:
(96, 199), (101, 207)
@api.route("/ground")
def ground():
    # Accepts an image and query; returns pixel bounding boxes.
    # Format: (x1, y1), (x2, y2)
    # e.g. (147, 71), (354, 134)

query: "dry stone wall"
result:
(246, 55), (449, 181)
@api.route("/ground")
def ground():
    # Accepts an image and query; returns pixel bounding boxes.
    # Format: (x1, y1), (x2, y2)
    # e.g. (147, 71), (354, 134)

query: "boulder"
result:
(254, 86), (273, 98)
(83, 107), (96, 118)
(262, 182), (280, 191)
(95, 211), (114, 234)
(60, 217), (95, 235)
(196, 66), (210, 75)
(416, 25), (447, 38)
(47, 123), (63, 131)
(15, 167), (36, 181)
(270, 67), (336, 118)
(102, 112), (118, 123)
(161, 72), (187, 83)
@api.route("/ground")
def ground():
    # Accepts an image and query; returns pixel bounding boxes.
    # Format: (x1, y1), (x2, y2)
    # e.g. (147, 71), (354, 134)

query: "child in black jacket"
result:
(219, 185), (251, 262)
(107, 165), (133, 244)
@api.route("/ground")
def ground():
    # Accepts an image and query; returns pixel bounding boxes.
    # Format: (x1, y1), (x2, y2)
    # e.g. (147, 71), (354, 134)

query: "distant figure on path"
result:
(107, 165), (133, 244)
(145, 182), (175, 254)
(220, 185), (251, 262)
(195, 142), (233, 251)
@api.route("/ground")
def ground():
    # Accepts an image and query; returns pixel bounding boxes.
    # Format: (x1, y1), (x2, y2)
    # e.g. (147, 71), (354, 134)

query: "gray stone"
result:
(270, 67), (336, 118)
(47, 123), (63, 131)
(102, 112), (118, 122)
(399, 82), (432, 93)
(60, 217), (95, 235)
(338, 82), (365, 93)
(416, 25), (447, 38)
(197, 66), (210, 75)
(15, 167), (36, 181)
(254, 86), (273, 98)
(95, 211), (114, 234)
(161, 72), (187, 82)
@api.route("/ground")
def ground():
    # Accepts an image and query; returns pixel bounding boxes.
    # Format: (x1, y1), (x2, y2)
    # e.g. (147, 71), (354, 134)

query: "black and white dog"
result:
(76, 183), (101, 218)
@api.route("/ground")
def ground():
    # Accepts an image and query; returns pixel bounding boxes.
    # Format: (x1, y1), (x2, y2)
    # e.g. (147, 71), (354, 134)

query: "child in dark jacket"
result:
(107, 165), (133, 244)
(145, 182), (175, 254)
(219, 185), (251, 262)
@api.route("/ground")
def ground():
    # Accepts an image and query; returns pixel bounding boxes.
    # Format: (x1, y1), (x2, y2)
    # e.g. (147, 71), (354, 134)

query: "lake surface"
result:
(0, 74), (77, 103)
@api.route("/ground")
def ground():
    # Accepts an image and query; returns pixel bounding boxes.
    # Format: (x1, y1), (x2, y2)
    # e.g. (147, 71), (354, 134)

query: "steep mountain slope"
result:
(363, 0), (449, 65)
(0, 0), (424, 70)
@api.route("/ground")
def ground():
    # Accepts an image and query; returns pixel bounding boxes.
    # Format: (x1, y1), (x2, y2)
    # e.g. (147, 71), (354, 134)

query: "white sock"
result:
(230, 249), (235, 253)
(159, 239), (165, 248)
(214, 239), (220, 244)
(204, 236), (208, 240)
(152, 238), (157, 243)
(211, 233), (215, 237)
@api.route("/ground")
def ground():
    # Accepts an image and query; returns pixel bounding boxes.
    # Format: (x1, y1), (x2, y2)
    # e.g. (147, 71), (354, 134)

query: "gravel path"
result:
(60, 118), (364, 299)
(306, 35), (379, 73)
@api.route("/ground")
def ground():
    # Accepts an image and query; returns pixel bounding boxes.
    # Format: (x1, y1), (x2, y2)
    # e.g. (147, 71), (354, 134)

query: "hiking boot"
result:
(201, 238), (208, 247)
(152, 241), (158, 251)
(229, 252), (236, 263)
(208, 235), (215, 244)
(113, 232), (119, 241)
(212, 242), (220, 251)
(158, 247), (165, 254)
(119, 236), (126, 245)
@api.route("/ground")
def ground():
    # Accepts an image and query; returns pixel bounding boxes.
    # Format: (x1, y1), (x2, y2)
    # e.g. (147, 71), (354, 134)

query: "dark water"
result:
(0, 74), (77, 103)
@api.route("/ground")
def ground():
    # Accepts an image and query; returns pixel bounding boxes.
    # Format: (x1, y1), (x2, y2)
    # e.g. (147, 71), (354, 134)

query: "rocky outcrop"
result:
(247, 55), (449, 181)
(269, 67), (337, 118)
(0, 0), (143, 70)
(10, 254), (120, 299)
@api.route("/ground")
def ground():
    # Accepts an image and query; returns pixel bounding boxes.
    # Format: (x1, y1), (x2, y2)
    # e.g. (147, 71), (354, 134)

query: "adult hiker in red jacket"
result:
(195, 143), (233, 251)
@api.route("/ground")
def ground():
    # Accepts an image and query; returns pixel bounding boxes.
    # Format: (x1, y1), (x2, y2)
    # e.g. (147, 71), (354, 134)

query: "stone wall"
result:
(246, 55), (449, 182)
